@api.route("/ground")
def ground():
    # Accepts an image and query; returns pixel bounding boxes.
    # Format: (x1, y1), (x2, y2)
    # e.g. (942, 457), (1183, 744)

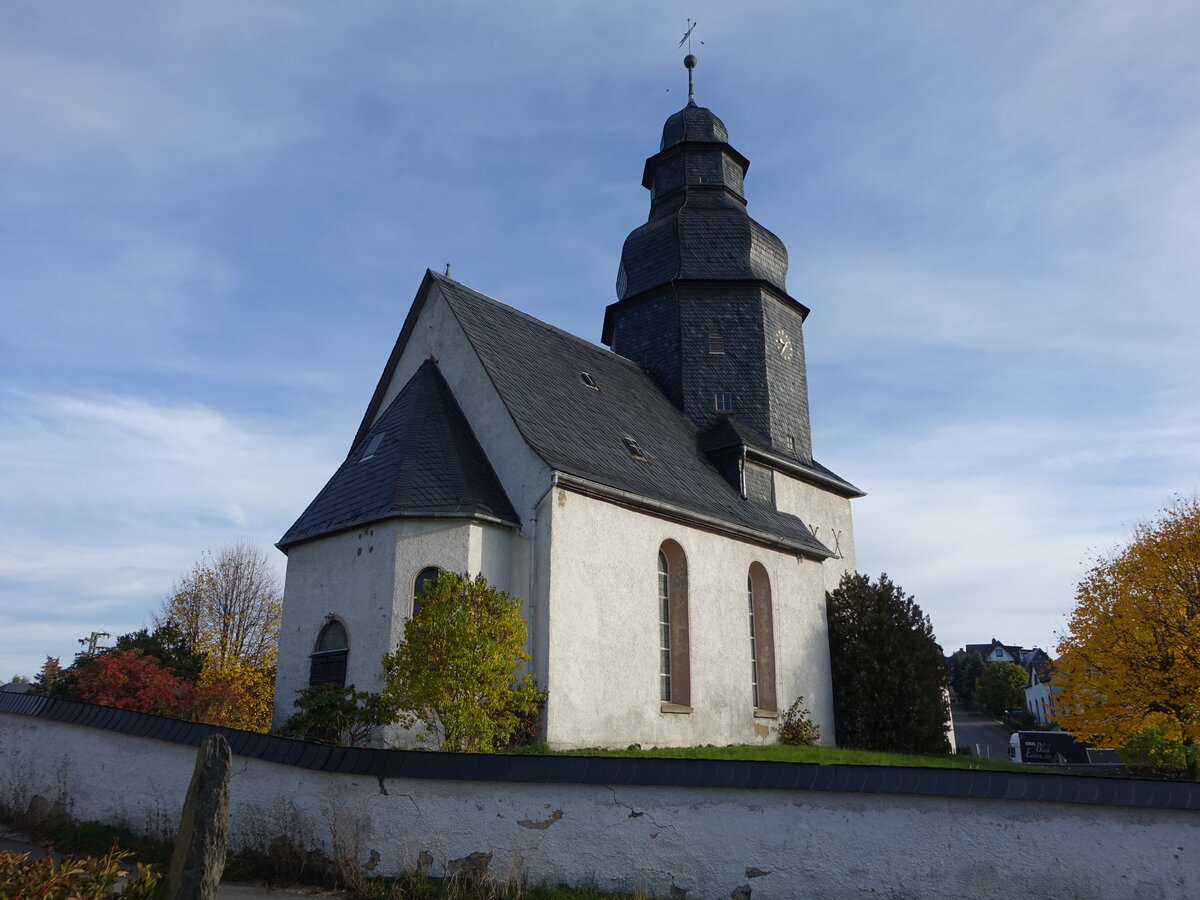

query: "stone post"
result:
(167, 733), (232, 900)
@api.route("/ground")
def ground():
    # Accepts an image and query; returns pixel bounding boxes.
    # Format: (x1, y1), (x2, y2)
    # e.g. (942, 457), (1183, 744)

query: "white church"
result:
(272, 61), (863, 749)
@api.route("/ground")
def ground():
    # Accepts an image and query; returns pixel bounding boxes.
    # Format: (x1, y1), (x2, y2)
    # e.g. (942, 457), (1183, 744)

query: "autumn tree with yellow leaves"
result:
(159, 542), (282, 732)
(1055, 498), (1200, 780)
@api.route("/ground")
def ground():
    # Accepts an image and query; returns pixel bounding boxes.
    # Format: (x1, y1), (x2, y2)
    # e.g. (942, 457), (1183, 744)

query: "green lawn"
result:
(547, 742), (1040, 773)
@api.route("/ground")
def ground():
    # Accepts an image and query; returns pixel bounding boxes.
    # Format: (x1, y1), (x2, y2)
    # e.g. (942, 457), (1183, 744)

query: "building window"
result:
(713, 391), (733, 413)
(309, 619), (348, 687)
(786, 434), (796, 453)
(995, 648), (1003, 658)
(748, 562), (777, 712)
(658, 551), (671, 702)
(657, 540), (691, 709)
(623, 435), (648, 461)
(747, 574), (758, 707)
(412, 566), (443, 617)
(708, 332), (724, 354)
(360, 432), (386, 462)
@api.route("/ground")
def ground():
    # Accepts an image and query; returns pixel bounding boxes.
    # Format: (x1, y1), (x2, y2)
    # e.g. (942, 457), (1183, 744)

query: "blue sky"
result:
(3, 2), (1198, 680)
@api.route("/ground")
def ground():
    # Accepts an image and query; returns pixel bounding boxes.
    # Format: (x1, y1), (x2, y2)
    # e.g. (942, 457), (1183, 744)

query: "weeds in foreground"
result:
(0, 847), (163, 899)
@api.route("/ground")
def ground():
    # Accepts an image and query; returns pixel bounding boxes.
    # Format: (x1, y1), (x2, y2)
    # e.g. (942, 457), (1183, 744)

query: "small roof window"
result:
(360, 432), (386, 461)
(622, 435), (648, 461)
(580, 372), (599, 390)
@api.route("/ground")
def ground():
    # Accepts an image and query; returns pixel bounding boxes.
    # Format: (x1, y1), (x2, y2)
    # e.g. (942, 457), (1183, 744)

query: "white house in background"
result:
(1024, 655), (1059, 726)
(964, 639), (1028, 666)
(271, 62), (863, 749)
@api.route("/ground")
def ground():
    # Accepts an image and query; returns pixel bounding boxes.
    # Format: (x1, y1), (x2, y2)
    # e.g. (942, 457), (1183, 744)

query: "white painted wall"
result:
(543, 488), (835, 749)
(1025, 680), (1059, 726)
(772, 473), (856, 593)
(2, 713), (1196, 900)
(274, 518), (526, 745)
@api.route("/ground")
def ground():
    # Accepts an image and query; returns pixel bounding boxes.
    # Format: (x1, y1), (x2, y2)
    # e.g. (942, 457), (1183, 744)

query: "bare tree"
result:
(160, 542), (282, 668)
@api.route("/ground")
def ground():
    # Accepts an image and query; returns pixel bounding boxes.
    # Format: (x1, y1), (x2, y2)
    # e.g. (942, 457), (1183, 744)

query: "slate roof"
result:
(699, 417), (863, 498)
(279, 358), (518, 548)
(660, 100), (730, 149)
(617, 101), (789, 302)
(617, 208), (790, 302)
(425, 272), (835, 557)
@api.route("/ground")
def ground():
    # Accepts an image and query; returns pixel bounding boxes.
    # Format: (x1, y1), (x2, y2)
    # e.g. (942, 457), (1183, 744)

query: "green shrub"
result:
(777, 696), (821, 746)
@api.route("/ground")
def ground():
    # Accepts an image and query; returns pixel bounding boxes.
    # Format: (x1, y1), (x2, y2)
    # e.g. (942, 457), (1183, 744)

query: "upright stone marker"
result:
(167, 733), (232, 900)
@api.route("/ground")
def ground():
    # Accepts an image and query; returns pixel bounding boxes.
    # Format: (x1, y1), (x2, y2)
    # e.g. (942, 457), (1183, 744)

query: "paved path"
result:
(951, 704), (1013, 761)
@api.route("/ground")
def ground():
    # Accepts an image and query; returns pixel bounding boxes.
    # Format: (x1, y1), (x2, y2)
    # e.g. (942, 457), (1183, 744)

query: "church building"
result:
(272, 59), (863, 749)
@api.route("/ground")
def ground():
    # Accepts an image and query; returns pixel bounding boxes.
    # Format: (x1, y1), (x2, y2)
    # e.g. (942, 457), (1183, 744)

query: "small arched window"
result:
(658, 541), (691, 709)
(748, 563), (777, 712)
(309, 619), (349, 687)
(412, 566), (443, 617)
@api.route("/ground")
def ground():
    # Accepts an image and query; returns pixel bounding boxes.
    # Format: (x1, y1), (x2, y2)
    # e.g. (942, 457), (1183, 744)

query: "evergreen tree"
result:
(826, 572), (951, 754)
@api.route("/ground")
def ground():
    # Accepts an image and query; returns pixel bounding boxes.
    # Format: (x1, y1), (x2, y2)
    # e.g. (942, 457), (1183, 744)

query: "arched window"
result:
(412, 566), (442, 617)
(309, 619), (348, 687)
(748, 563), (777, 712)
(658, 541), (691, 709)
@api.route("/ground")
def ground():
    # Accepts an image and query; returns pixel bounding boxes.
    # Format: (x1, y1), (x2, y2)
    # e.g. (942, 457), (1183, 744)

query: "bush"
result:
(778, 696), (821, 746)
(381, 572), (541, 752)
(0, 847), (162, 899)
(280, 683), (392, 747)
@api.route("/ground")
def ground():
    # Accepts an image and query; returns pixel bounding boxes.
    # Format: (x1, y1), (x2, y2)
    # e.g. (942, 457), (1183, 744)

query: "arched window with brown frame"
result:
(309, 619), (348, 687)
(658, 540), (691, 710)
(747, 562), (777, 712)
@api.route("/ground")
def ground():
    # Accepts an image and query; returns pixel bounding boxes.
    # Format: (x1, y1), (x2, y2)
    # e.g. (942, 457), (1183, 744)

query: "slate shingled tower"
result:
(603, 69), (814, 464)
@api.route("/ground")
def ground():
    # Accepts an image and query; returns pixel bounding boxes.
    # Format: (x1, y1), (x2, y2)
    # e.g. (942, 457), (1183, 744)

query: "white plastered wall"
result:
(4, 713), (1195, 900)
(542, 488), (835, 749)
(772, 473), (856, 593)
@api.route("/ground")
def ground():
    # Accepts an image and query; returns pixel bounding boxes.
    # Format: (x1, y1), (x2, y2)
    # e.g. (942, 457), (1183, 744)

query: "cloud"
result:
(0, 389), (343, 677)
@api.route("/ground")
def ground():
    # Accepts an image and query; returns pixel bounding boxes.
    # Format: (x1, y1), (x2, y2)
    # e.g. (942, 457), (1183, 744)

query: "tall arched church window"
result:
(309, 619), (348, 687)
(748, 562), (777, 712)
(412, 566), (443, 617)
(658, 541), (691, 709)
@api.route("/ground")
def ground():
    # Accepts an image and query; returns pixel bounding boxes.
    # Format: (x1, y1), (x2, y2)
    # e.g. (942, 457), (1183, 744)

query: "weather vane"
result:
(678, 19), (701, 102)
(678, 19), (698, 53)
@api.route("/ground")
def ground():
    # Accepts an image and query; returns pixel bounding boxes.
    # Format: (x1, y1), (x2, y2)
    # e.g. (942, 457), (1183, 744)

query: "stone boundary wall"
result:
(1, 694), (1197, 898)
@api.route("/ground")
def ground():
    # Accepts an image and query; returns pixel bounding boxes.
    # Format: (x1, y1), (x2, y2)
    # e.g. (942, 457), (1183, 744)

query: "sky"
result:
(2, 1), (1198, 680)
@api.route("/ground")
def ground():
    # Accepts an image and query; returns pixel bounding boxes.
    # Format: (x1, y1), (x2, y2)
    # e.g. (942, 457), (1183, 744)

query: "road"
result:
(951, 704), (1013, 761)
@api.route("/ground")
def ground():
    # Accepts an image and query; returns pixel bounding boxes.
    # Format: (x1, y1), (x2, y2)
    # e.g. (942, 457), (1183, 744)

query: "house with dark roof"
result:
(273, 60), (864, 748)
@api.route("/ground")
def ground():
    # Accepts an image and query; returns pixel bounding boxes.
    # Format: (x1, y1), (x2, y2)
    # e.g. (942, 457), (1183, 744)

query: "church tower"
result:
(603, 56), (814, 463)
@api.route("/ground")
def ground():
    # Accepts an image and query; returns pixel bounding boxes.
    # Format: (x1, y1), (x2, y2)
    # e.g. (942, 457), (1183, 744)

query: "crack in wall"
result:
(604, 786), (678, 836)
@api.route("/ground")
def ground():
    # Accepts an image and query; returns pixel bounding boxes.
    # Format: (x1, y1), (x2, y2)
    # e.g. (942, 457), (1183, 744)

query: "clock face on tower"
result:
(775, 328), (794, 360)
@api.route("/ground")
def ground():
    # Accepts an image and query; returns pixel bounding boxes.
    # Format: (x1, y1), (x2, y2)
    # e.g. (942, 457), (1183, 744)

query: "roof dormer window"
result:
(622, 435), (648, 461)
(360, 432), (386, 461)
